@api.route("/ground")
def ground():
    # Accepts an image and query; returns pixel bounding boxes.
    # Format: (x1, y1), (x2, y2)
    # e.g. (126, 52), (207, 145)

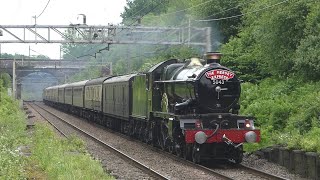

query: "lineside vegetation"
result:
(242, 78), (320, 152)
(0, 79), (113, 179)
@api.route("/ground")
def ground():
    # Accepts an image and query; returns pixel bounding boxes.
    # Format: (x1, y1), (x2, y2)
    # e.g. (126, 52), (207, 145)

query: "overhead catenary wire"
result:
(156, 0), (215, 17)
(199, 0), (258, 19)
(195, 0), (290, 22)
(87, 0), (167, 58)
(123, 2), (152, 25)
(29, 48), (49, 58)
(36, 0), (51, 18)
(118, 0), (166, 33)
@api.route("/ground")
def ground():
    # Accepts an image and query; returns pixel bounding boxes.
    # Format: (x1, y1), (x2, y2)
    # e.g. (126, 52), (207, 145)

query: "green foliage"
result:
(62, 44), (103, 61)
(67, 65), (101, 82)
(0, 79), (113, 178)
(293, 3), (320, 80)
(190, 0), (243, 42)
(0, 94), (28, 179)
(1, 53), (49, 59)
(31, 124), (113, 179)
(241, 78), (320, 152)
(221, 37), (270, 82)
(138, 45), (199, 72)
(0, 73), (11, 88)
(300, 127), (320, 152)
(121, 0), (169, 25)
(221, 0), (318, 82)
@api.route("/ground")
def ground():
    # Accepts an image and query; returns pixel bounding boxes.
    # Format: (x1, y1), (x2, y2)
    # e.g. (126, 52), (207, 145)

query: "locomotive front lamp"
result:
(245, 131), (257, 143)
(195, 131), (207, 144)
(245, 119), (251, 128)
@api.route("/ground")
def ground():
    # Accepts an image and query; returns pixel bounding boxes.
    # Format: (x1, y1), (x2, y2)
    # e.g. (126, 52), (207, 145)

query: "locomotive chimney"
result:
(206, 52), (222, 64)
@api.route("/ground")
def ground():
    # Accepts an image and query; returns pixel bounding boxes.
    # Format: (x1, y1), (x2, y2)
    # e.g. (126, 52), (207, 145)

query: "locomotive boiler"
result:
(43, 52), (260, 164)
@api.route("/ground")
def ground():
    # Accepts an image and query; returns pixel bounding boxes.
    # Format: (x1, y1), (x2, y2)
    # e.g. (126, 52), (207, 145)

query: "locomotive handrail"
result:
(154, 80), (195, 83)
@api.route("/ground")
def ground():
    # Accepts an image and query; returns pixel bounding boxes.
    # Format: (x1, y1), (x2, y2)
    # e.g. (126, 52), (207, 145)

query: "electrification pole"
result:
(12, 56), (16, 99)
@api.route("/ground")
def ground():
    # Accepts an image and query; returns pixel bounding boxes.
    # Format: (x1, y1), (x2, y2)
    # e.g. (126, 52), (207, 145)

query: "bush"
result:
(241, 77), (320, 152)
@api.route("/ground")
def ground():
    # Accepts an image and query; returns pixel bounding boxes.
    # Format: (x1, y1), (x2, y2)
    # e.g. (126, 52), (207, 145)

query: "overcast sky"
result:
(0, 0), (127, 58)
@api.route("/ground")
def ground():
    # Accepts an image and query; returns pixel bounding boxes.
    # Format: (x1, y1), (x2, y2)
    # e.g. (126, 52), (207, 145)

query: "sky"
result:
(0, 0), (127, 59)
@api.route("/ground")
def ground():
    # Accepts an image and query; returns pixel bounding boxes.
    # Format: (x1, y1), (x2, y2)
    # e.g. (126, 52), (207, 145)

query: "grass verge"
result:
(0, 91), (113, 179)
(0, 95), (28, 179)
(29, 123), (114, 179)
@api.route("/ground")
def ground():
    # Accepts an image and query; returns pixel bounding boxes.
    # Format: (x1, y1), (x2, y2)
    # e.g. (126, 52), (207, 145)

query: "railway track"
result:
(28, 103), (68, 138)
(238, 164), (289, 180)
(112, 130), (289, 180)
(28, 102), (289, 180)
(150, 149), (289, 180)
(27, 102), (168, 180)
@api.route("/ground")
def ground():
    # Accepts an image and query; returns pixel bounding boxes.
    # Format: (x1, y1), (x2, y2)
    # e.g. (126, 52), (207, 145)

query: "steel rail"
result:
(238, 164), (289, 180)
(94, 123), (234, 180)
(27, 102), (68, 137)
(31, 102), (169, 180)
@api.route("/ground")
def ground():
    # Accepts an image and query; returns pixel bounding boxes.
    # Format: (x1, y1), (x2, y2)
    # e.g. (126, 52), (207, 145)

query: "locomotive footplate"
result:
(184, 129), (261, 144)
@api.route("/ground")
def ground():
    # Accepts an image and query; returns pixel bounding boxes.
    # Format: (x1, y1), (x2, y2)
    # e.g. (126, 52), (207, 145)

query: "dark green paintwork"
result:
(103, 74), (135, 119)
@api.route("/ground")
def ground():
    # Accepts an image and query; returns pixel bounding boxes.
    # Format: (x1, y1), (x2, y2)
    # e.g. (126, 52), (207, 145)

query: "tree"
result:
(221, 0), (315, 81)
(293, 3), (320, 80)
(189, 0), (243, 43)
(121, 0), (170, 25)
(0, 73), (11, 88)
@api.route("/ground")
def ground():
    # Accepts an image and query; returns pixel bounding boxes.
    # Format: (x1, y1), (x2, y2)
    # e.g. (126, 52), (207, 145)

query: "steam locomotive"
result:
(43, 52), (260, 164)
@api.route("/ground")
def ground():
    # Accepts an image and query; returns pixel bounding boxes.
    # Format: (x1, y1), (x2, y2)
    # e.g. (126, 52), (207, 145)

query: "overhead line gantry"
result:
(0, 25), (211, 51)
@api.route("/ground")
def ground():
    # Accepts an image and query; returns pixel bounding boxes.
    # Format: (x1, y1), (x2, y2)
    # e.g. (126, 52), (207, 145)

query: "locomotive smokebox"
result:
(206, 52), (222, 64)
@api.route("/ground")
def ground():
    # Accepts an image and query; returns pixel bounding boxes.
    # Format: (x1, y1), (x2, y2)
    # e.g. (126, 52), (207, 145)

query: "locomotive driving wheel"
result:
(143, 125), (151, 144)
(159, 121), (168, 150)
(192, 143), (201, 164)
(175, 141), (183, 158)
(183, 144), (192, 160)
(173, 128), (184, 157)
(168, 139), (174, 154)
